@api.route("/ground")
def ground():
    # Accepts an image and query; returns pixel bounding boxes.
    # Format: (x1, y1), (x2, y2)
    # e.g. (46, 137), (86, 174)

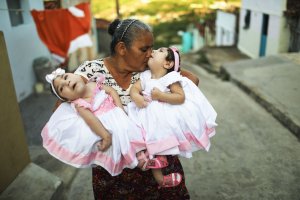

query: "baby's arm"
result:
(130, 80), (148, 108)
(151, 82), (185, 105)
(76, 105), (112, 151)
(101, 85), (123, 109)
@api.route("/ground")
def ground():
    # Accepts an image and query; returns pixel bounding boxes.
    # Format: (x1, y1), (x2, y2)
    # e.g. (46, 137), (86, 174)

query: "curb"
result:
(0, 163), (63, 200)
(220, 65), (300, 140)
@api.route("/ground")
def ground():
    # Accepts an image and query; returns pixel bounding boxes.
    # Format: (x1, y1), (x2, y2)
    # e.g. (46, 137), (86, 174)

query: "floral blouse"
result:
(74, 59), (140, 108)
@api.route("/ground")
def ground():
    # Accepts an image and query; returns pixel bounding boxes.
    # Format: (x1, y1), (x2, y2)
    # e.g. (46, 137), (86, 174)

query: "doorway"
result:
(259, 14), (269, 57)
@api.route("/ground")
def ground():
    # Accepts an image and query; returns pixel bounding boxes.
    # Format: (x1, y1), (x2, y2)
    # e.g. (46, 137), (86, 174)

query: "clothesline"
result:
(0, 8), (28, 12)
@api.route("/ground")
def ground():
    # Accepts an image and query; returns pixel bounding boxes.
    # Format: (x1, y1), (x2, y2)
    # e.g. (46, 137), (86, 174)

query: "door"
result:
(259, 14), (269, 57)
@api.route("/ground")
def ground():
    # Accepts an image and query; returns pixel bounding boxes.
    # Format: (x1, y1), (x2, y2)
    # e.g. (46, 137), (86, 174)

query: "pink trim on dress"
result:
(182, 126), (216, 152)
(93, 96), (116, 115)
(146, 135), (180, 156)
(42, 125), (138, 176)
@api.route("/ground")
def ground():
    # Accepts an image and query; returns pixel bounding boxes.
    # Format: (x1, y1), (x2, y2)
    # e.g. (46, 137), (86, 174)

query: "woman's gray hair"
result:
(108, 19), (152, 55)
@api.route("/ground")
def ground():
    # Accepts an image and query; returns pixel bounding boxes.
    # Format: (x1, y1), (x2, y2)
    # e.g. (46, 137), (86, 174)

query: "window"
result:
(7, 0), (24, 27)
(243, 9), (251, 30)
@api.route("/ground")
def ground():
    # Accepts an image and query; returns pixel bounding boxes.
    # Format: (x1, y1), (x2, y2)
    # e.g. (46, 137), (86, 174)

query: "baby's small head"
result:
(148, 46), (181, 74)
(166, 47), (181, 73)
(46, 68), (86, 102)
(46, 68), (67, 101)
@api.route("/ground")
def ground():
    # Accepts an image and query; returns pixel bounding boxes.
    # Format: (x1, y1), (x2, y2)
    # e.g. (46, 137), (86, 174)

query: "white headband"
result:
(45, 68), (65, 101)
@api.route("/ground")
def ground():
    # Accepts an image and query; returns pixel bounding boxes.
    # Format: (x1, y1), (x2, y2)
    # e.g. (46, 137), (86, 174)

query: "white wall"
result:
(238, 0), (289, 58)
(238, 9), (262, 58)
(0, 0), (50, 102)
(216, 10), (236, 46)
(242, 0), (287, 16)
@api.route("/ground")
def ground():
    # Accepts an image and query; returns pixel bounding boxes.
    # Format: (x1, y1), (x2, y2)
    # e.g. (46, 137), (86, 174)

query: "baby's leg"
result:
(152, 169), (183, 188)
(152, 169), (164, 185)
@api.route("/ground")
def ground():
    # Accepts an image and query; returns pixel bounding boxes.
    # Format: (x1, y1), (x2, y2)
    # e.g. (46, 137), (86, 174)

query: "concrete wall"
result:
(238, 0), (288, 58)
(238, 9), (262, 58)
(0, 31), (30, 193)
(277, 17), (290, 53)
(0, 0), (50, 102)
(216, 11), (236, 46)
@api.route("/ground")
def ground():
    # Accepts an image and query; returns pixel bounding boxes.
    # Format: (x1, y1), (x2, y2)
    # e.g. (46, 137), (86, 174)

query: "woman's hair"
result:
(166, 48), (181, 73)
(108, 19), (152, 55)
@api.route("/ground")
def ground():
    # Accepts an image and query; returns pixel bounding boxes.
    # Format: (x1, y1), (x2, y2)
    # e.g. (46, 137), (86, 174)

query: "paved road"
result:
(181, 63), (300, 200)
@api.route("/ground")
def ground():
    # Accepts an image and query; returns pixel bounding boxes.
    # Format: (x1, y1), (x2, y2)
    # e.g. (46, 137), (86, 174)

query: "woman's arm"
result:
(181, 69), (199, 86)
(101, 85), (123, 109)
(151, 82), (185, 105)
(76, 105), (112, 151)
(130, 80), (148, 108)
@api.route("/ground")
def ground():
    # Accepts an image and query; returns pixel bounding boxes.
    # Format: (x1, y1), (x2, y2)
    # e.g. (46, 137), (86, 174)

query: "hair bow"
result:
(45, 68), (65, 101)
(45, 68), (65, 84)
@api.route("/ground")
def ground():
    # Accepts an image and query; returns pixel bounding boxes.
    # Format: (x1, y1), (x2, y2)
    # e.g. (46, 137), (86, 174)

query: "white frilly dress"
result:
(127, 70), (217, 158)
(41, 79), (144, 176)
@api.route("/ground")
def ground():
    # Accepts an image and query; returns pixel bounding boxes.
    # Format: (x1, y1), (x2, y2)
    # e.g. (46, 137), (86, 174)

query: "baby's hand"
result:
(151, 87), (162, 101)
(134, 96), (148, 108)
(97, 134), (112, 151)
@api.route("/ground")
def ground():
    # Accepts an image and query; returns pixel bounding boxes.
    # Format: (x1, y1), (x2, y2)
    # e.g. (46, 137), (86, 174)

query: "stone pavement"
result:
(2, 47), (299, 199)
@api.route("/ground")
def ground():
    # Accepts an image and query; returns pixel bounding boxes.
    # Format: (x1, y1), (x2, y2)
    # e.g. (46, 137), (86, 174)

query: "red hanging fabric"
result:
(31, 3), (92, 63)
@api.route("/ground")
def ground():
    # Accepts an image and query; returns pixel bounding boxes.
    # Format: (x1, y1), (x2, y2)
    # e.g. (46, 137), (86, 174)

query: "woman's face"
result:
(53, 73), (86, 101)
(124, 31), (154, 72)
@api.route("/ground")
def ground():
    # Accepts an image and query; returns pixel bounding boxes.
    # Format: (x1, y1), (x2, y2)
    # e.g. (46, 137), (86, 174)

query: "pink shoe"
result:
(159, 173), (182, 188)
(146, 156), (168, 169)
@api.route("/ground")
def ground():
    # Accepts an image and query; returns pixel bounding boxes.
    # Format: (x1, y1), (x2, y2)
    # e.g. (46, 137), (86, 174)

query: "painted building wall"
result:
(216, 10), (236, 46)
(238, 9), (262, 58)
(238, 0), (288, 58)
(0, 0), (50, 102)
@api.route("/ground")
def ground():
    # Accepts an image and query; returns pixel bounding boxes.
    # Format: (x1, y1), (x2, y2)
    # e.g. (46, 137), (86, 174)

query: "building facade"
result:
(0, 0), (97, 102)
(216, 10), (237, 46)
(238, 0), (290, 58)
(0, 0), (50, 102)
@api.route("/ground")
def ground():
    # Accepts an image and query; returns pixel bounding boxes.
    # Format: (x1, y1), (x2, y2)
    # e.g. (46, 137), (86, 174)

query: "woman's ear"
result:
(115, 42), (126, 56)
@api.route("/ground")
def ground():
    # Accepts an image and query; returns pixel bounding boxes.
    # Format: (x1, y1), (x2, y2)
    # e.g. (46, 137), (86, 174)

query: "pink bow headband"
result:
(45, 68), (65, 101)
(170, 46), (180, 72)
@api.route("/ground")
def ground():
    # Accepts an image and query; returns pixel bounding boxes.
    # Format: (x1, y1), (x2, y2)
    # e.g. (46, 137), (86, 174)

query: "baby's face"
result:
(53, 73), (86, 101)
(147, 47), (168, 70)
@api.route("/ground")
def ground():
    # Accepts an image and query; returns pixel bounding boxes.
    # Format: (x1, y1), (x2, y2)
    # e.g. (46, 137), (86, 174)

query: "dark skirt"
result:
(92, 155), (190, 200)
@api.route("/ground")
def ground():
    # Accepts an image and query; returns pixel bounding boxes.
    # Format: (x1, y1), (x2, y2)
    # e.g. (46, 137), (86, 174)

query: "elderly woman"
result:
(74, 18), (198, 199)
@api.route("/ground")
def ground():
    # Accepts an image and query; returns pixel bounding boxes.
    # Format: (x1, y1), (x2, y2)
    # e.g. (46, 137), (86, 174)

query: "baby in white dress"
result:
(128, 47), (217, 187)
(42, 67), (144, 176)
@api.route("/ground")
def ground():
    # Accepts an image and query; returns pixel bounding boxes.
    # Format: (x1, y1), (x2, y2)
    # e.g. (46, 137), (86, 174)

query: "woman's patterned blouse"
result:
(74, 59), (140, 108)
